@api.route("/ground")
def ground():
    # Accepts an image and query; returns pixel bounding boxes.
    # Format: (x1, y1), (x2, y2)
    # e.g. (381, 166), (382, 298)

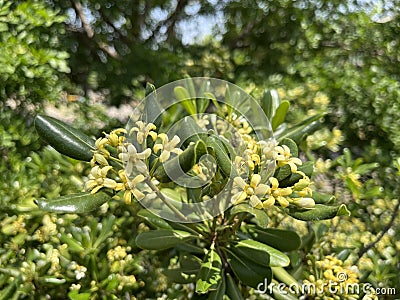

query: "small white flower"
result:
(153, 133), (183, 162)
(119, 144), (151, 175)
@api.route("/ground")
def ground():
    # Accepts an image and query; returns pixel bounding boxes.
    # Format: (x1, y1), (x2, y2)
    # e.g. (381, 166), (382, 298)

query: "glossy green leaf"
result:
(225, 248), (272, 289)
(153, 140), (207, 183)
(312, 191), (336, 204)
(225, 273), (244, 300)
(285, 204), (351, 221)
(230, 204), (269, 228)
(135, 229), (194, 250)
(196, 248), (223, 294)
(174, 86), (196, 115)
(35, 192), (111, 213)
(261, 89), (280, 120)
(234, 239), (289, 267)
(175, 243), (205, 254)
(163, 268), (198, 284)
(35, 115), (95, 161)
(232, 239), (270, 266)
(272, 100), (290, 131)
(249, 227), (301, 252)
(271, 267), (299, 287)
(137, 209), (173, 229)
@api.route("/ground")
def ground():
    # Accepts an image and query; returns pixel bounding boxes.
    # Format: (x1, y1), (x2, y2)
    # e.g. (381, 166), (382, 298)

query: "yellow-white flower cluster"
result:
(85, 122), (183, 205)
(231, 135), (314, 210)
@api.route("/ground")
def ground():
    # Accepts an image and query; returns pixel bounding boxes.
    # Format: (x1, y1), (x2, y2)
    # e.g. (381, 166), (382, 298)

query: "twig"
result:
(70, 0), (119, 59)
(145, 177), (188, 222)
(355, 199), (400, 263)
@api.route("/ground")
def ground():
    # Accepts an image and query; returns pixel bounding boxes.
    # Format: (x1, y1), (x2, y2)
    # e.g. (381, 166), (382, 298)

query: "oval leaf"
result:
(225, 248), (272, 289)
(232, 240), (270, 267)
(285, 204), (351, 221)
(249, 227), (301, 252)
(135, 229), (194, 250)
(137, 209), (173, 229)
(35, 192), (111, 213)
(235, 239), (289, 267)
(272, 100), (290, 131)
(35, 115), (95, 161)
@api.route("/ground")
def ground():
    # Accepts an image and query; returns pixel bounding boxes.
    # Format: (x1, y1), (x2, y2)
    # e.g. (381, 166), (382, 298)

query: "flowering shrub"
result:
(30, 78), (352, 298)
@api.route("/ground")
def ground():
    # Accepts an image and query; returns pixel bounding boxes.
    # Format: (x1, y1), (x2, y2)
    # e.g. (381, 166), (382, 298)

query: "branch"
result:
(147, 0), (189, 42)
(355, 199), (400, 263)
(70, 0), (119, 59)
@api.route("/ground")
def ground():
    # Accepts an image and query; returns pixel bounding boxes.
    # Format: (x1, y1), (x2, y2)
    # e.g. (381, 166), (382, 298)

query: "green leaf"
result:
(261, 89), (280, 120)
(35, 115), (95, 161)
(35, 192), (111, 213)
(206, 135), (235, 177)
(232, 239), (270, 266)
(234, 239), (289, 267)
(135, 229), (194, 250)
(153, 140), (207, 183)
(278, 161), (314, 187)
(137, 209), (173, 229)
(68, 290), (91, 300)
(0, 282), (16, 300)
(285, 204), (351, 221)
(312, 191), (336, 204)
(230, 204), (269, 228)
(272, 100), (290, 131)
(225, 273), (244, 300)
(196, 98), (210, 114)
(163, 268), (198, 284)
(196, 248), (223, 294)
(164, 253), (202, 283)
(280, 138), (298, 157)
(249, 227), (301, 252)
(59, 233), (85, 253)
(225, 248), (272, 289)
(277, 113), (325, 143)
(175, 115), (207, 146)
(203, 92), (221, 111)
(274, 164), (292, 181)
(174, 86), (196, 115)
(207, 270), (226, 300)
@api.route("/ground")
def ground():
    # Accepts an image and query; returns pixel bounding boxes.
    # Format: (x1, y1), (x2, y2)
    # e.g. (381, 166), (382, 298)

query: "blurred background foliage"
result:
(1, 0), (399, 298)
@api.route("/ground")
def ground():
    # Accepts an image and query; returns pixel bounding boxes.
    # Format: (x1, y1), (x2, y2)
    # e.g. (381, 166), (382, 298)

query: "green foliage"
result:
(0, 0), (69, 107)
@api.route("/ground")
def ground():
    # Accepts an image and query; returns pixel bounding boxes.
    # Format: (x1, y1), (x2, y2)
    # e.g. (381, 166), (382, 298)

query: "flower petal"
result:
(250, 195), (263, 209)
(250, 174), (261, 188)
(233, 177), (247, 189)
